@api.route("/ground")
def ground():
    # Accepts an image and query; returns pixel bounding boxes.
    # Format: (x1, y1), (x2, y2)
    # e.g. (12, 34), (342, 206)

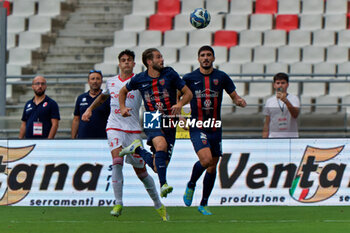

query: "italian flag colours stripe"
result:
(290, 176), (310, 201)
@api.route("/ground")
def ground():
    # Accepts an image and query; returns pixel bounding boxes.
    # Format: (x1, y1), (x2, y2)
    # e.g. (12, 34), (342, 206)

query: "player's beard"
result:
(34, 89), (45, 97)
(152, 63), (163, 72)
(200, 59), (213, 70)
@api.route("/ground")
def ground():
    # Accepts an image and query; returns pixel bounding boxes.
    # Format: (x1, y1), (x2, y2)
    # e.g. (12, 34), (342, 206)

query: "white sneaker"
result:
(119, 139), (142, 157)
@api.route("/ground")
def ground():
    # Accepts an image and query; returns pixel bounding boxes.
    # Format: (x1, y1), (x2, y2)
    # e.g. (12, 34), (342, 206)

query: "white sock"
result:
(112, 164), (123, 206)
(141, 175), (162, 209)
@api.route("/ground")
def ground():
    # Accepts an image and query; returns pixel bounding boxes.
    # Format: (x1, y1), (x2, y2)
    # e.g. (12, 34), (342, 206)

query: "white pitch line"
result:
(5, 219), (350, 224)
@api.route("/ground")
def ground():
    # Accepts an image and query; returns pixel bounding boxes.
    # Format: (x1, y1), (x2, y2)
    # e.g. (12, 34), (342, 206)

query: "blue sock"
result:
(188, 161), (206, 189)
(200, 171), (216, 206)
(135, 147), (154, 171)
(155, 151), (168, 186)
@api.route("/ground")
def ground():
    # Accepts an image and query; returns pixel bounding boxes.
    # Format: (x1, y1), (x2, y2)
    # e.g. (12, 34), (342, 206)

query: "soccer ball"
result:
(190, 8), (211, 29)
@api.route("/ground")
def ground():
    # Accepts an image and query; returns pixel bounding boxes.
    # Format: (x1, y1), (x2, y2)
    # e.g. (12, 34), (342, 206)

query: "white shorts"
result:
(107, 129), (145, 168)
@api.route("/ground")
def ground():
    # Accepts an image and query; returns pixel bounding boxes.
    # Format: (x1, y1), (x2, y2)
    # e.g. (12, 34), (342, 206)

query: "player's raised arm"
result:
(171, 85), (193, 115)
(82, 93), (109, 122)
(119, 85), (132, 117)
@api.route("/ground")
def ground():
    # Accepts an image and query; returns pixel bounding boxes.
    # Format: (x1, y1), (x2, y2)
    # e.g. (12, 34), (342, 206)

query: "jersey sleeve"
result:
(223, 73), (236, 94)
(172, 70), (185, 91)
(73, 96), (80, 116)
(125, 75), (138, 91)
(102, 79), (110, 95)
(51, 100), (60, 120)
(263, 98), (271, 116)
(288, 95), (300, 108)
(21, 102), (29, 121)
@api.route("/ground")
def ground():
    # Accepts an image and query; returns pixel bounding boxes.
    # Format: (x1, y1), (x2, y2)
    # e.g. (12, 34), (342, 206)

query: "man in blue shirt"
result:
(71, 70), (110, 139)
(119, 48), (193, 198)
(182, 46), (246, 215)
(19, 76), (60, 139)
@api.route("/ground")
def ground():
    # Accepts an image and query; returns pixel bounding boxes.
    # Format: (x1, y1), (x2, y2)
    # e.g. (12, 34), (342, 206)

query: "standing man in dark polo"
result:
(19, 75), (60, 139)
(71, 70), (110, 139)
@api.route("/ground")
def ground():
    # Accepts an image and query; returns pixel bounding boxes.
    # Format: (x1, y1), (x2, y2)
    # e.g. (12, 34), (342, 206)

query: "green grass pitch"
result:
(1, 206), (350, 233)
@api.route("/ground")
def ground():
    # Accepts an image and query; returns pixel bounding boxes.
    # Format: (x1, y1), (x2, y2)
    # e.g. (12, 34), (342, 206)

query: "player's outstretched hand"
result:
(171, 103), (182, 116)
(82, 109), (92, 122)
(121, 107), (132, 117)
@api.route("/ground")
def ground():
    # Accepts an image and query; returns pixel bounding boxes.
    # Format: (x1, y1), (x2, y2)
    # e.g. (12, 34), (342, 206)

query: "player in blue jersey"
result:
(119, 48), (193, 198)
(182, 45), (246, 215)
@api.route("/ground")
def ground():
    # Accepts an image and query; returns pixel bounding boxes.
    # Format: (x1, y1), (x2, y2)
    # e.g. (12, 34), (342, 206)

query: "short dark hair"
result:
(142, 48), (159, 68)
(273, 72), (289, 83)
(198, 45), (215, 57)
(88, 69), (103, 79)
(118, 49), (135, 61)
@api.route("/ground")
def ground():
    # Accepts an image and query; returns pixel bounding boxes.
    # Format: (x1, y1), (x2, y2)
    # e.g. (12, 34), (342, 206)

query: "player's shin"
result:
(155, 151), (168, 186)
(139, 172), (162, 209)
(200, 171), (216, 206)
(188, 160), (206, 188)
(112, 157), (124, 205)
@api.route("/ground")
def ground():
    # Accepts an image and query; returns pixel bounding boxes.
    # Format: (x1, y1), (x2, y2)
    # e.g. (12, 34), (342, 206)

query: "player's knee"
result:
(154, 144), (167, 152)
(200, 158), (211, 168)
(136, 170), (148, 180)
(112, 156), (124, 166)
(206, 165), (217, 174)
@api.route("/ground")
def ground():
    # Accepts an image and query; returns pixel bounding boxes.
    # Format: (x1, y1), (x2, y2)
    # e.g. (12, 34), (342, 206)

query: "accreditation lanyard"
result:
(277, 97), (287, 130)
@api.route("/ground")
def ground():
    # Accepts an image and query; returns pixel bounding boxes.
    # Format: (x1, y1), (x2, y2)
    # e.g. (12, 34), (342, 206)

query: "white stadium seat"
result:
(163, 30), (188, 48)
(113, 31), (137, 48)
(253, 47), (276, 64)
(288, 30), (311, 46)
(239, 30), (262, 47)
(302, 0), (324, 14)
(138, 31), (162, 47)
(278, 46), (301, 64)
(229, 47), (252, 64)
(250, 14), (273, 31)
(264, 30), (287, 47)
(278, 0), (300, 14)
(225, 14), (249, 31)
(230, 0), (253, 15)
(325, 0), (347, 14)
(123, 14), (147, 31)
(181, 0), (204, 14)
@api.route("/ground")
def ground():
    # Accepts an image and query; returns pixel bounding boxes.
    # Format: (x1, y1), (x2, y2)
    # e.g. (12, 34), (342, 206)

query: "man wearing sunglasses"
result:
(19, 75), (60, 139)
(71, 70), (110, 139)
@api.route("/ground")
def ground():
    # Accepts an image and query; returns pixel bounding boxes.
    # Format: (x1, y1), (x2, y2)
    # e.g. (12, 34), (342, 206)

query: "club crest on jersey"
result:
(159, 79), (165, 86)
(204, 99), (211, 108)
(156, 102), (164, 110)
(43, 102), (48, 107)
(213, 79), (219, 85)
(200, 132), (207, 145)
(111, 83), (115, 87)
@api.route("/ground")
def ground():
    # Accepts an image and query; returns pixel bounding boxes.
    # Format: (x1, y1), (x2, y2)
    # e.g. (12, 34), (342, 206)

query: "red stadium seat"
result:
(157, 0), (180, 17)
(255, 0), (277, 14)
(213, 30), (238, 48)
(148, 14), (173, 32)
(275, 14), (299, 32)
(2, 1), (10, 16)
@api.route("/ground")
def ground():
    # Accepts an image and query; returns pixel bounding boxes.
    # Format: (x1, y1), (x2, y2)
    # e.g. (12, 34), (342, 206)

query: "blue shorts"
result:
(144, 127), (176, 161)
(189, 129), (222, 157)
